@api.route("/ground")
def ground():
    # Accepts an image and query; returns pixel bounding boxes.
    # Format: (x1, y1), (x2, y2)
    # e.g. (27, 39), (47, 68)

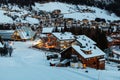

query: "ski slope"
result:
(0, 41), (119, 80)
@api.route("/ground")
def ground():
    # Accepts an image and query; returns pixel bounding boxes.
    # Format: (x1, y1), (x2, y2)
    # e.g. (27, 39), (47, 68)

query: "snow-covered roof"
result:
(107, 36), (114, 42)
(0, 10), (13, 24)
(25, 17), (39, 24)
(0, 30), (15, 39)
(0, 30), (15, 34)
(76, 35), (96, 47)
(52, 32), (75, 41)
(0, 43), (3, 47)
(112, 49), (120, 55)
(16, 26), (35, 40)
(42, 27), (54, 34)
(72, 45), (105, 59)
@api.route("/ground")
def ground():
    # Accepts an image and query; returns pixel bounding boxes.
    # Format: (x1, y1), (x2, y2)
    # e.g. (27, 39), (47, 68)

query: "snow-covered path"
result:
(0, 41), (120, 80)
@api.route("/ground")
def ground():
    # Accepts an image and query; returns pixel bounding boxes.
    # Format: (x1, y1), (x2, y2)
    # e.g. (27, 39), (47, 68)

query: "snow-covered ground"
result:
(0, 41), (119, 80)
(0, 2), (120, 24)
(33, 2), (120, 21)
(0, 10), (13, 24)
(0, 2), (120, 80)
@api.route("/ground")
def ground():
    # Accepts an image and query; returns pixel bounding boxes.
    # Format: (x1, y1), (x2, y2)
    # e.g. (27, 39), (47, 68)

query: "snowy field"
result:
(0, 2), (120, 80)
(0, 2), (120, 24)
(0, 41), (120, 80)
(33, 2), (120, 21)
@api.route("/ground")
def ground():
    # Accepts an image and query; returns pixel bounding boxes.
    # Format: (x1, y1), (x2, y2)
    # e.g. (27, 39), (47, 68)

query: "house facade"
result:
(60, 35), (105, 69)
(52, 32), (75, 50)
(11, 26), (35, 41)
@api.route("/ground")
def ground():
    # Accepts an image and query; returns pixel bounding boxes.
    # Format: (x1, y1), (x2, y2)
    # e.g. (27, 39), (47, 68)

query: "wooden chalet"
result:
(107, 33), (120, 47)
(34, 31), (75, 50)
(33, 27), (55, 49)
(11, 26), (35, 41)
(60, 35), (105, 69)
(51, 32), (75, 50)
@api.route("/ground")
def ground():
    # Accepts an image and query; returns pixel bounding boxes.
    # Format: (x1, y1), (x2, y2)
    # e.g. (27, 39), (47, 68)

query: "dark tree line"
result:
(54, 21), (108, 50)
(72, 26), (108, 50)
(55, 24), (108, 50)
(106, 0), (120, 16)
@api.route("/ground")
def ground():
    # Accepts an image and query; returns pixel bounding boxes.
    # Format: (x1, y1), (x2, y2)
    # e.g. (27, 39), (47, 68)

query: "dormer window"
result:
(82, 50), (92, 55)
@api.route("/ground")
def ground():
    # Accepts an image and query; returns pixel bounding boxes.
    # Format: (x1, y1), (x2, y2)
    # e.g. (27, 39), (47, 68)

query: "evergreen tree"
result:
(64, 21), (68, 32)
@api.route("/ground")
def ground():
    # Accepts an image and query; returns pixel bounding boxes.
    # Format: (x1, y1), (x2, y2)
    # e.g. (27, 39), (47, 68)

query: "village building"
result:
(107, 33), (120, 47)
(34, 30), (75, 50)
(112, 46), (120, 60)
(0, 30), (15, 40)
(12, 26), (35, 41)
(51, 32), (75, 50)
(60, 35), (105, 69)
(33, 27), (55, 49)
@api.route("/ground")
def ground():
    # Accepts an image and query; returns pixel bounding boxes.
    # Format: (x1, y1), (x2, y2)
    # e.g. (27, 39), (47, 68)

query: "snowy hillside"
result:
(33, 2), (120, 21)
(0, 2), (120, 80)
(0, 10), (13, 24)
(0, 41), (120, 80)
(0, 2), (120, 24)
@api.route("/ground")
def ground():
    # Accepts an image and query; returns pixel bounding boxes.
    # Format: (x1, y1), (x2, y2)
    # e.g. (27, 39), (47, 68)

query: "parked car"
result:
(46, 53), (58, 60)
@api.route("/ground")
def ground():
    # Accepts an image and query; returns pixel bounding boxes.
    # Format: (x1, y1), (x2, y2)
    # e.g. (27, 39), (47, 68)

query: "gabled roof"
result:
(42, 27), (54, 34)
(0, 30), (15, 39)
(16, 26), (35, 40)
(0, 30), (15, 34)
(52, 32), (75, 41)
(107, 36), (114, 42)
(72, 45), (105, 59)
(76, 35), (96, 47)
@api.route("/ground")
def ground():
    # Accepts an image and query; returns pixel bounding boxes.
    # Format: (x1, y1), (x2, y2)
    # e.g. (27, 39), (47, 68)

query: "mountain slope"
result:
(0, 2), (120, 24)
(0, 41), (119, 80)
(33, 2), (120, 21)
